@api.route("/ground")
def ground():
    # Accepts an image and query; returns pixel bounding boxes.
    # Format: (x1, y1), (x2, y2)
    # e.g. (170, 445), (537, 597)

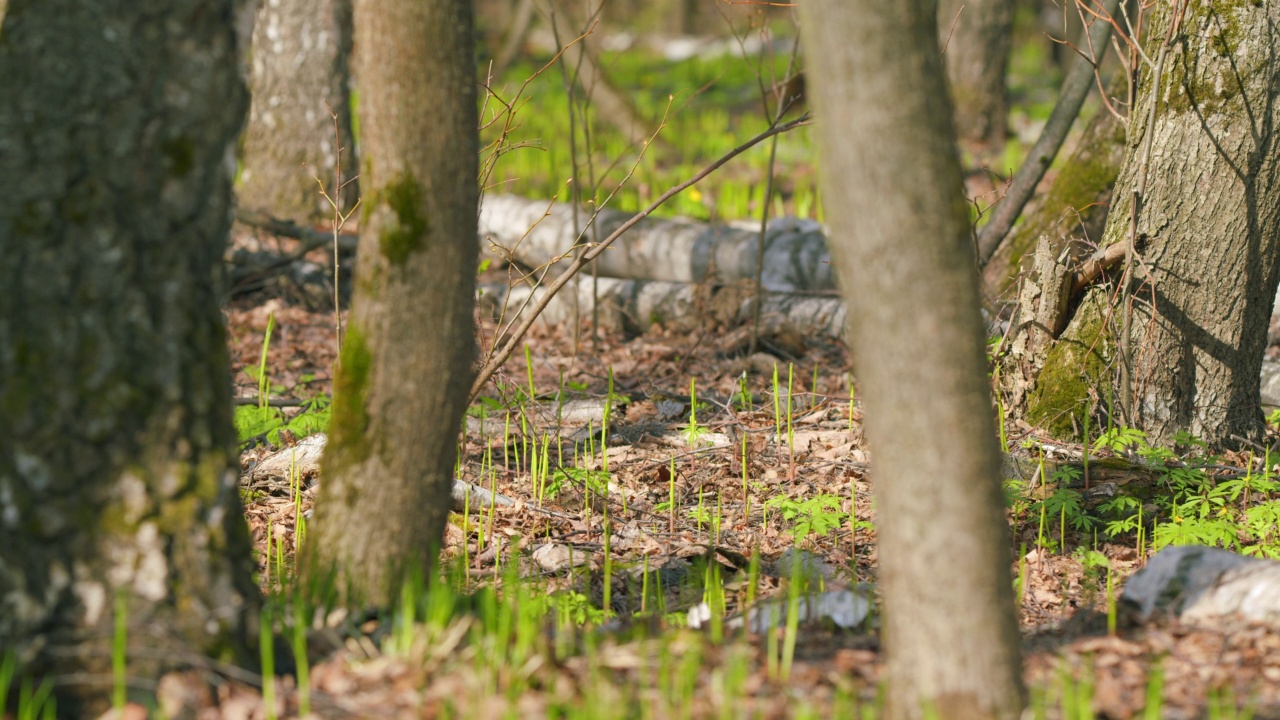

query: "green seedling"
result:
(602, 518), (613, 620)
(1016, 542), (1029, 608)
(779, 547), (803, 681)
(1143, 659), (1164, 720)
(737, 371), (752, 412)
(260, 605), (277, 720)
(1107, 564), (1117, 636)
(112, 590), (127, 712)
(786, 363), (796, 466)
(291, 592), (311, 716)
(765, 494), (846, 541)
(682, 377), (708, 448)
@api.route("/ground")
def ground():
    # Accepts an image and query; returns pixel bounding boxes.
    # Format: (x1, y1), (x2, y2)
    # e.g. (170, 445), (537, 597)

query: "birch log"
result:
(478, 194), (834, 292)
(479, 276), (845, 337)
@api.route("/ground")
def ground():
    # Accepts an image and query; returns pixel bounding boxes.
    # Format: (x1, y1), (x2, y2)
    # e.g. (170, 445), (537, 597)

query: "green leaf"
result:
(235, 405), (284, 444)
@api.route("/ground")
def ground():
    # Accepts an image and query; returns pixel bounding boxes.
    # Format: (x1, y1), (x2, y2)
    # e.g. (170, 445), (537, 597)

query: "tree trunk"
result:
(0, 0), (256, 713)
(1025, 2), (1280, 447)
(800, 3), (1025, 719)
(240, 0), (357, 222)
(306, 0), (478, 606)
(938, 0), (1013, 146)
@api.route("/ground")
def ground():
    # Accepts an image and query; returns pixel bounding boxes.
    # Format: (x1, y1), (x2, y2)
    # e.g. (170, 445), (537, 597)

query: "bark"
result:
(0, 0), (256, 713)
(938, 0), (1014, 146)
(1029, 1), (1280, 447)
(999, 234), (1075, 419)
(240, 0), (357, 222)
(306, 0), (478, 606)
(800, 2), (1025, 719)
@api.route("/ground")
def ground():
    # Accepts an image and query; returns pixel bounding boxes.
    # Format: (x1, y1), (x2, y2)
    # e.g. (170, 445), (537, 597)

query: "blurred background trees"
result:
(240, 0), (358, 222)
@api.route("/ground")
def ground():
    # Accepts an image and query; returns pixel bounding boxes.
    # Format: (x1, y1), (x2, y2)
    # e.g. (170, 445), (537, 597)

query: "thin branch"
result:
(1071, 236), (1134, 294)
(750, 16), (802, 354)
(940, 4), (965, 56)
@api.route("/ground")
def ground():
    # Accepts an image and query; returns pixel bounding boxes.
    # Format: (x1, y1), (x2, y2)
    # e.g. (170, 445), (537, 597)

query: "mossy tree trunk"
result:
(306, 0), (478, 606)
(240, 0), (357, 222)
(938, 0), (1013, 146)
(800, 2), (1025, 719)
(1022, 1), (1280, 447)
(0, 0), (257, 713)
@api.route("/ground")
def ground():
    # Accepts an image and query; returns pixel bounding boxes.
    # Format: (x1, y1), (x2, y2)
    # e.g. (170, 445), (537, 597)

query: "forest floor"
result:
(211, 260), (1280, 719)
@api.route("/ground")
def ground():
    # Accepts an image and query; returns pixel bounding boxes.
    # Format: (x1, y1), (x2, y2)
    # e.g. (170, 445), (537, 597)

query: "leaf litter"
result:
(207, 283), (1280, 719)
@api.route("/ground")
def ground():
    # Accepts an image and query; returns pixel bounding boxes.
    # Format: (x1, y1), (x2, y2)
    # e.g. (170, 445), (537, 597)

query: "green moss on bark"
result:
(375, 173), (429, 265)
(1027, 295), (1114, 438)
(326, 324), (373, 467)
(1001, 131), (1123, 289)
(1041, 124), (1125, 222)
(162, 135), (195, 179)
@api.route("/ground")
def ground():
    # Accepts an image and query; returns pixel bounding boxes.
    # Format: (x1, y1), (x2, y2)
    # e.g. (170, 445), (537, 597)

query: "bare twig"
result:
(750, 17), (802, 354)
(477, 26), (593, 203)
(309, 101), (361, 357)
(468, 113), (812, 403)
(547, 1), (606, 349)
(941, 4), (965, 56)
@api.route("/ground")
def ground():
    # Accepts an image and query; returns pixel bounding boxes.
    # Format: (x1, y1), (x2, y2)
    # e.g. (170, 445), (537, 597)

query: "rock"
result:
(1120, 546), (1280, 625)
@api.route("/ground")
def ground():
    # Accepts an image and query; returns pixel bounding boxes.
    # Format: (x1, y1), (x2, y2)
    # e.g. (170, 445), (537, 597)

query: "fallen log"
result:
(479, 275), (845, 338)
(240, 427), (581, 517)
(243, 432), (525, 514)
(478, 194), (834, 292)
(234, 208), (359, 253)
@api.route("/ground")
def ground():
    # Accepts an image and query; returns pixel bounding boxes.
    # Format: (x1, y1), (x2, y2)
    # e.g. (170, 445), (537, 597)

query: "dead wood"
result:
(479, 194), (833, 292)
(481, 276), (843, 338)
(469, 115), (812, 403)
(243, 432), (523, 514)
(234, 208), (359, 253)
(1070, 238), (1131, 295)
